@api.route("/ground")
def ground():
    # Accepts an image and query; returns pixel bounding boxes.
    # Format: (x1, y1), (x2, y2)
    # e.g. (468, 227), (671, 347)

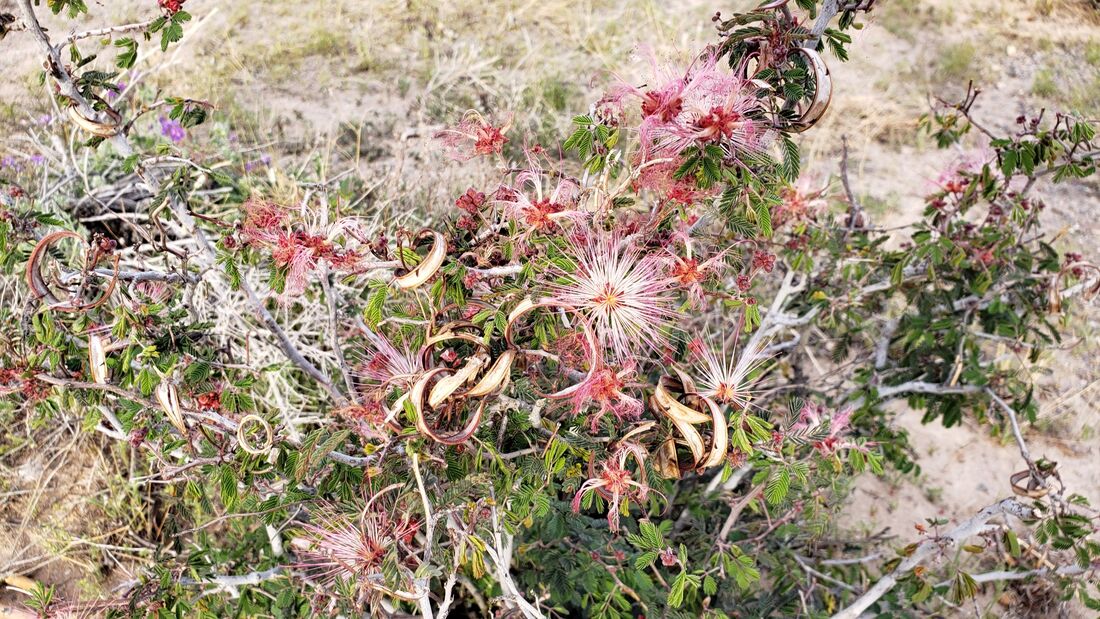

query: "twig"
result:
(179, 567), (284, 598)
(241, 281), (343, 404)
(64, 19), (158, 46)
(933, 564), (1087, 588)
(831, 498), (1037, 619)
(320, 267), (357, 401)
(793, 554), (859, 593)
(839, 136), (865, 235)
(717, 484), (765, 544)
(875, 381), (982, 399)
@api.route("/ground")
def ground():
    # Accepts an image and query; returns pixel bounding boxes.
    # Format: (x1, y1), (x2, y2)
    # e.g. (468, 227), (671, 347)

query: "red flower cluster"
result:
(239, 198), (371, 296)
(433, 112), (509, 161)
(158, 0), (185, 15)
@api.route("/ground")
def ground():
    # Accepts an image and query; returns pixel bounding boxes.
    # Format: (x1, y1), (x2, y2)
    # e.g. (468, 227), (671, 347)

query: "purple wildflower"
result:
(159, 116), (186, 143)
(107, 82), (126, 101)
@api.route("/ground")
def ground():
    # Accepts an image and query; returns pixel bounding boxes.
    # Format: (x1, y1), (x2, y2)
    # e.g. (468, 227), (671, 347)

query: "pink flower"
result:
(790, 403), (868, 456)
(433, 112), (509, 160)
(774, 176), (828, 228)
(292, 500), (420, 589)
(571, 443), (651, 532)
(352, 328), (423, 391)
(611, 51), (769, 163)
(666, 248), (728, 305)
(569, 360), (644, 432)
(633, 157), (719, 205)
(239, 198), (371, 296)
(547, 228), (677, 360)
(691, 334), (770, 410)
(495, 159), (586, 241)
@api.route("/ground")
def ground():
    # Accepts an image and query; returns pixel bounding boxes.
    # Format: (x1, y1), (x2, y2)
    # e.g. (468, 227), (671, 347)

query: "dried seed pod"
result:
(411, 367), (485, 445)
(466, 349), (515, 398)
(155, 382), (187, 436)
(394, 230), (447, 289)
(786, 48), (832, 133)
(26, 231), (119, 312)
(237, 414), (274, 455)
(67, 105), (121, 138)
(88, 333), (108, 385)
(650, 375), (729, 474)
(504, 298), (599, 400)
(428, 355), (486, 409)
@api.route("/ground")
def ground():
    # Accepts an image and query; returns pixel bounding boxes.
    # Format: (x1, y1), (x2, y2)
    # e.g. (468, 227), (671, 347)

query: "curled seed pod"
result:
(427, 355), (486, 409)
(67, 105), (122, 138)
(393, 230), (447, 289)
(411, 367), (485, 445)
(88, 333), (108, 385)
(155, 382), (187, 436)
(26, 231), (119, 312)
(237, 414), (274, 455)
(504, 298), (600, 400)
(650, 375), (729, 474)
(1010, 468), (1052, 499)
(786, 48), (832, 133)
(466, 349), (516, 398)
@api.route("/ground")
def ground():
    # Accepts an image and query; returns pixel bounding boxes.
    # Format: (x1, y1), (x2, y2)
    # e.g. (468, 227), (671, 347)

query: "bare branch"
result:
(832, 498), (1037, 619)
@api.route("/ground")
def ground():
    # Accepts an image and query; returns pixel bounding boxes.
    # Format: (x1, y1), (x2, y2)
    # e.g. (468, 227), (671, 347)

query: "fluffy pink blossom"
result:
(547, 228), (677, 360)
(433, 112), (509, 160)
(568, 360), (644, 431)
(790, 403), (869, 456)
(352, 328), (423, 392)
(690, 333), (770, 410)
(571, 443), (651, 532)
(633, 157), (720, 205)
(610, 51), (769, 163)
(774, 176), (829, 228)
(495, 167), (585, 238)
(292, 500), (420, 589)
(239, 198), (370, 296)
(666, 248), (728, 305)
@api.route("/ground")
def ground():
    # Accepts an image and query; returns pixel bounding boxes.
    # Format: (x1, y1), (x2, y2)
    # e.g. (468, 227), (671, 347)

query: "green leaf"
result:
(114, 37), (138, 69)
(765, 466), (791, 505)
(753, 199), (773, 237)
(364, 280), (388, 329)
(948, 571), (978, 603)
(219, 464), (238, 510)
(780, 135), (800, 181)
(668, 571), (688, 608)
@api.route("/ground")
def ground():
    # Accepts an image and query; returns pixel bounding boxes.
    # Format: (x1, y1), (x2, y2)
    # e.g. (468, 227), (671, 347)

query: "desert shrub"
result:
(1, 0), (1098, 617)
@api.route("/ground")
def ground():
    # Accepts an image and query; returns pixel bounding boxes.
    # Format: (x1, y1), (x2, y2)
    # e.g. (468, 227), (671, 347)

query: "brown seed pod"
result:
(504, 298), (599, 400)
(237, 414), (274, 455)
(155, 382), (187, 436)
(1010, 467), (1054, 499)
(67, 104), (122, 138)
(411, 367), (486, 445)
(465, 349), (515, 398)
(650, 375), (729, 476)
(88, 333), (108, 385)
(394, 230), (447, 289)
(785, 47), (832, 133)
(26, 230), (119, 312)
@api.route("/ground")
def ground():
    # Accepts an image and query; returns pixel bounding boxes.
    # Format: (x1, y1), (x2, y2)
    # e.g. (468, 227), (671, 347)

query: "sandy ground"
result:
(1, 0), (1098, 613)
